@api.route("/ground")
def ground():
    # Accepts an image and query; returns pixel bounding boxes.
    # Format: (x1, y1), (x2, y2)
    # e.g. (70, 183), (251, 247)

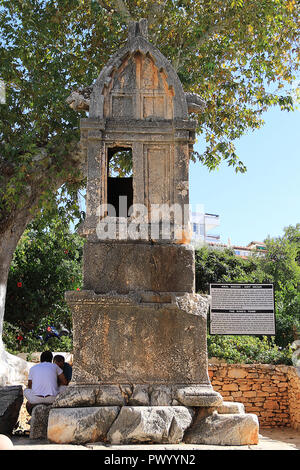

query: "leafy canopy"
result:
(0, 0), (299, 226)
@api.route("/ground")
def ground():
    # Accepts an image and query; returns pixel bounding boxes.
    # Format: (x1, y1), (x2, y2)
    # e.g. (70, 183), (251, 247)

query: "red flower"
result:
(64, 250), (69, 254)
(17, 282), (22, 288)
(17, 335), (23, 342)
(76, 288), (80, 291)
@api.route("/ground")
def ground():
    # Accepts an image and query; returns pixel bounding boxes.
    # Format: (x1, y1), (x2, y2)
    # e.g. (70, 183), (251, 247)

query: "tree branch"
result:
(147, 0), (168, 29)
(175, 15), (236, 69)
(96, 0), (133, 23)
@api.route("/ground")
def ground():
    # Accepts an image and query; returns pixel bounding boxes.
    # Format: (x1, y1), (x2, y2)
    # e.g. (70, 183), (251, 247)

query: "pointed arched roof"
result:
(89, 19), (188, 120)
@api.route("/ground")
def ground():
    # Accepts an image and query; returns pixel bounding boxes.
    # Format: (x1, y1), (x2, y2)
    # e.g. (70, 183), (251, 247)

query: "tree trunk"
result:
(0, 139), (84, 385)
(0, 211), (35, 385)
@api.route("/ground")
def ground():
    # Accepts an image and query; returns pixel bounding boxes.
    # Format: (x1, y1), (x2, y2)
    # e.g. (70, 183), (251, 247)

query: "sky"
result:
(189, 106), (300, 247)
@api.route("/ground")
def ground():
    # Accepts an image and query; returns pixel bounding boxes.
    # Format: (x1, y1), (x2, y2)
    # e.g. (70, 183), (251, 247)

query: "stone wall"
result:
(208, 363), (300, 429)
(287, 367), (300, 430)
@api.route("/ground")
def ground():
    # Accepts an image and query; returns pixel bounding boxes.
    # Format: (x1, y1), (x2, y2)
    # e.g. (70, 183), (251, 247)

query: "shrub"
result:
(4, 215), (83, 333)
(207, 334), (293, 365)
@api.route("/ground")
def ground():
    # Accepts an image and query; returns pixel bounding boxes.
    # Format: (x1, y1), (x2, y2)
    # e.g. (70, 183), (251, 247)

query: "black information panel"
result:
(209, 283), (275, 335)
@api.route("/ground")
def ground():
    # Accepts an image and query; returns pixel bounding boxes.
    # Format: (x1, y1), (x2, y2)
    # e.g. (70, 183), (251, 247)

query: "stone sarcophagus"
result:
(50, 20), (259, 446)
(66, 19), (216, 396)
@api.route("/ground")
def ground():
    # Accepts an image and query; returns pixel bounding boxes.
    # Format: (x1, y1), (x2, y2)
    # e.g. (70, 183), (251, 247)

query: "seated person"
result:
(53, 354), (72, 385)
(24, 350), (67, 414)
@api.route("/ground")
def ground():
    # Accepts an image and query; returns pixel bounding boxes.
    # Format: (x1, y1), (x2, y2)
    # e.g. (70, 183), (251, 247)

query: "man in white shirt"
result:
(24, 350), (67, 414)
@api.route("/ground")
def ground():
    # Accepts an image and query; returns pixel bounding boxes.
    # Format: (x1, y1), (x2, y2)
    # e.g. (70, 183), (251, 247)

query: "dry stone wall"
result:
(208, 363), (300, 429)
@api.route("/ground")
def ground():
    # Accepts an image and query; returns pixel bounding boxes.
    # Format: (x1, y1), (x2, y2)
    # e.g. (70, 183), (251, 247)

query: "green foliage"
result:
(0, 0), (299, 223)
(108, 149), (133, 177)
(262, 227), (300, 346)
(196, 225), (300, 363)
(283, 223), (300, 264)
(262, 235), (300, 291)
(3, 320), (73, 356)
(207, 334), (293, 365)
(195, 246), (271, 294)
(273, 282), (300, 348)
(4, 211), (84, 347)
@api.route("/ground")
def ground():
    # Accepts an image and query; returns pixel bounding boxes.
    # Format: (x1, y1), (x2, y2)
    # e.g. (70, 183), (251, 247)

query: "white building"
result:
(190, 211), (220, 246)
(206, 240), (267, 258)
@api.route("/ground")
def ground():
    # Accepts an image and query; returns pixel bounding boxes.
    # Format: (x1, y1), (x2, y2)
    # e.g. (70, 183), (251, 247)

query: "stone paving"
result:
(9, 428), (300, 451)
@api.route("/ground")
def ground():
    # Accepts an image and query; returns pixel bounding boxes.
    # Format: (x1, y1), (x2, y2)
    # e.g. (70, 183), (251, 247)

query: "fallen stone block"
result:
(0, 386), (23, 435)
(47, 406), (120, 444)
(107, 406), (194, 444)
(184, 411), (259, 446)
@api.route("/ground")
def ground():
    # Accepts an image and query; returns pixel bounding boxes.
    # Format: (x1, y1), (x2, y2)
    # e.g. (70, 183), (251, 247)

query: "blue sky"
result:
(189, 107), (300, 247)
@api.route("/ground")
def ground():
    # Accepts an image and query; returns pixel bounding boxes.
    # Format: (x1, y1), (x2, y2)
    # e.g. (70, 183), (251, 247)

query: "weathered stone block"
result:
(227, 368), (247, 379)
(175, 385), (223, 407)
(29, 404), (52, 440)
(184, 411), (259, 446)
(107, 406), (194, 444)
(96, 385), (126, 406)
(67, 291), (211, 386)
(47, 407), (120, 444)
(150, 386), (172, 406)
(129, 385), (150, 406)
(82, 242), (195, 294)
(52, 385), (126, 408)
(0, 386), (23, 435)
(215, 401), (245, 414)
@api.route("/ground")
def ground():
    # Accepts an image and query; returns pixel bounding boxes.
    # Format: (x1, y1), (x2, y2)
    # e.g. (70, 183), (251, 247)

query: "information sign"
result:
(209, 283), (275, 335)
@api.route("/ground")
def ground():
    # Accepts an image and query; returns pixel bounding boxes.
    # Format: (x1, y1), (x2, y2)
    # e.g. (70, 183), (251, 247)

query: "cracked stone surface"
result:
(47, 406), (120, 444)
(107, 406), (194, 445)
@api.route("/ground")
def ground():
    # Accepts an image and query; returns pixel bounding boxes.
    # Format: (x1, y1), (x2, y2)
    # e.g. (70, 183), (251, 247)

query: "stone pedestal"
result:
(46, 386), (259, 446)
(66, 290), (214, 388)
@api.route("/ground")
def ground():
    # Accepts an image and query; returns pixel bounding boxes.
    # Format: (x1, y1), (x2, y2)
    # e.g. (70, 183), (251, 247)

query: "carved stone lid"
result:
(89, 19), (189, 120)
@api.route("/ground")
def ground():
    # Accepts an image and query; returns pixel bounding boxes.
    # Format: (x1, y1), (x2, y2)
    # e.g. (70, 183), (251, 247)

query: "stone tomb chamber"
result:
(45, 20), (259, 446)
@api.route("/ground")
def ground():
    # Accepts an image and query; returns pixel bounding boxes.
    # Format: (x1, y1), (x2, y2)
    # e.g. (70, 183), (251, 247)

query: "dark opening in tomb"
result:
(107, 147), (133, 217)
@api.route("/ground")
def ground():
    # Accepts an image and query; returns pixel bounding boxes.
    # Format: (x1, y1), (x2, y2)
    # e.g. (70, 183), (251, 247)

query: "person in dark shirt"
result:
(53, 354), (72, 385)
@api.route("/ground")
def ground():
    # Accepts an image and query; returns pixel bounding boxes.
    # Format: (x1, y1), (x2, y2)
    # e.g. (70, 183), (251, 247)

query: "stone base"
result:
(48, 406), (119, 444)
(51, 384), (222, 408)
(43, 386), (259, 446)
(46, 403), (259, 446)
